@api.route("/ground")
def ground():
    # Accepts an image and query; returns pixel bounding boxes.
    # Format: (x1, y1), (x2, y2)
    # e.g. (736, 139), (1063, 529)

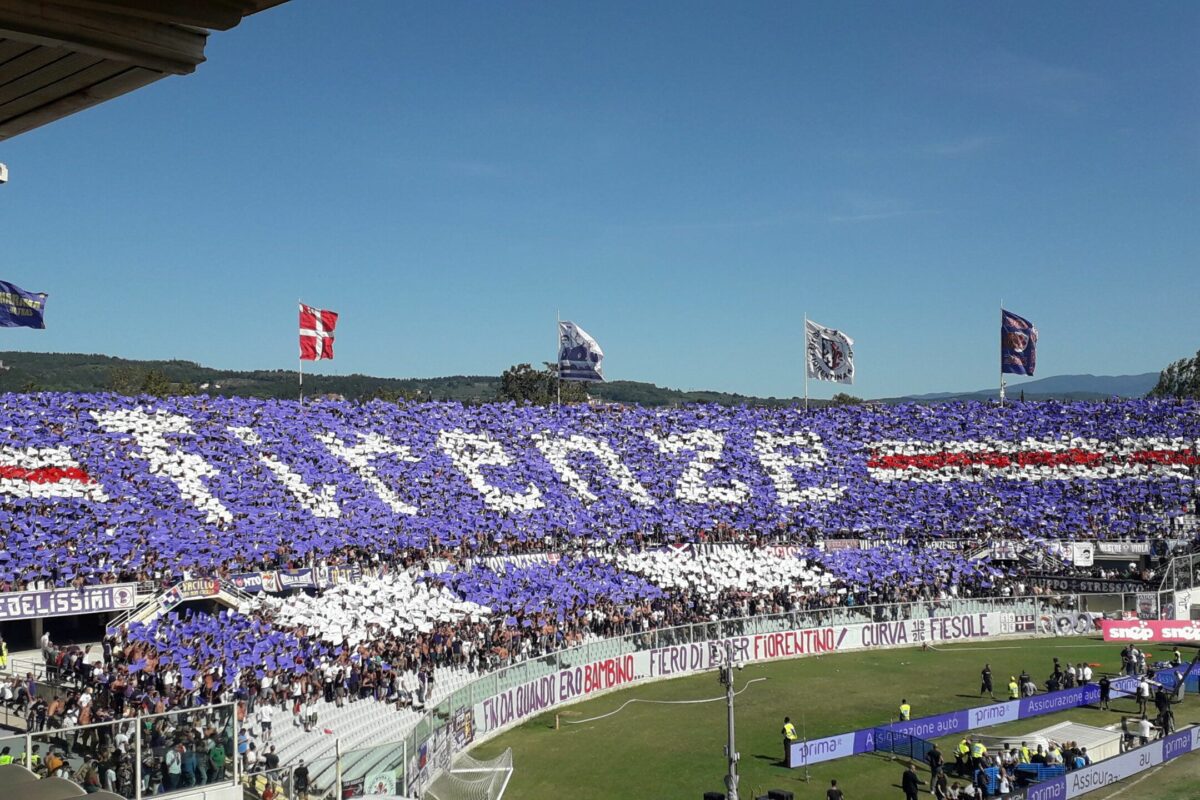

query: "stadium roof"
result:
(0, 0), (286, 141)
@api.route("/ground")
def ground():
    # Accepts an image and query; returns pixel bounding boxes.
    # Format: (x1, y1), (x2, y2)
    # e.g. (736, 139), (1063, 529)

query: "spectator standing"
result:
(902, 762), (923, 800)
(980, 665), (995, 700)
(294, 759), (310, 800)
(258, 701), (273, 742)
(926, 743), (944, 782)
(1137, 677), (1151, 715)
(208, 739), (226, 781)
(163, 745), (182, 791)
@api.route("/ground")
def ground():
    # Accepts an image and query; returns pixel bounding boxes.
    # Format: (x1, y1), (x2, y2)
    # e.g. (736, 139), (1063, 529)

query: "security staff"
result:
(971, 739), (987, 772)
(0, 747), (12, 765)
(1019, 741), (1031, 764)
(899, 699), (912, 721)
(19, 746), (41, 769)
(956, 738), (971, 776)
(1008, 676), (1020, 700)
(782, 716), (798, 743)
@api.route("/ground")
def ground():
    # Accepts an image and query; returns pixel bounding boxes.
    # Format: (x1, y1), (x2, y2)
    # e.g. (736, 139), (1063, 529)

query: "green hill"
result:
(0, 351), (818, 407)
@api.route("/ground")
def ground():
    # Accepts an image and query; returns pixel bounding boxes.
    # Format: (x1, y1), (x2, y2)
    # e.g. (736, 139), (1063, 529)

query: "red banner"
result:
(1101, 619), (1200, 643)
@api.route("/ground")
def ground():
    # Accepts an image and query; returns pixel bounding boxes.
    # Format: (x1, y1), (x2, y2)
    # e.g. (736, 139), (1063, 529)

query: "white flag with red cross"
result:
(299, 303), (339, 361)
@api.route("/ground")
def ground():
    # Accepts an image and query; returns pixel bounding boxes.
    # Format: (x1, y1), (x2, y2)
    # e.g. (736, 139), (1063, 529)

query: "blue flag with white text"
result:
(0, 280), (48, 329)
(1001, 309), (1037, 376)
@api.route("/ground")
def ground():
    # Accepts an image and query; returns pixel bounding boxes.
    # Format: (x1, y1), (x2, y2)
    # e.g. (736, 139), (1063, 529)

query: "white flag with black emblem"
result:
(558, 321), (605, 382)
(805, 319), (855, 384)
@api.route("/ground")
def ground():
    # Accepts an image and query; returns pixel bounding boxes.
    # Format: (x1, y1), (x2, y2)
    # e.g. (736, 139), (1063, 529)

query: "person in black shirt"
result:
(902, 762), (923, 800)
(293, 759), (310, 800)
(1098, 675), (1112, 710)
(264, 745), (280, 782)
(926, 743), (945, 778)
(980, 664), (995, 700)
(826, 778), (844, 800)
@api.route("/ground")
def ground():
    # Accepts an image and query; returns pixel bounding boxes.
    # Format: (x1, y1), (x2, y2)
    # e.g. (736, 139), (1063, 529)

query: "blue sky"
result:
(1, 1), (1196, 399)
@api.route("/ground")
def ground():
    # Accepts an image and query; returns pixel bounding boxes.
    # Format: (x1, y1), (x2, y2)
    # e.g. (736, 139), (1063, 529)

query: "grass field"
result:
(468, 637), (1200, 799)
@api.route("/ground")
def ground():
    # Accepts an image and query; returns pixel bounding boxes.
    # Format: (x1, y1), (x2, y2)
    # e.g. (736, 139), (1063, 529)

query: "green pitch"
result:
(468, 637), (1200, 800)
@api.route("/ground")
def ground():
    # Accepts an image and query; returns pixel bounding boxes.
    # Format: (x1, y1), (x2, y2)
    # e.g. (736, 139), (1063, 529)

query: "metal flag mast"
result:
(555, 310), (561, 406)
(999, 300), (1005, 406)
(803, 312), (809, 412)
(298, 298), (304, 408)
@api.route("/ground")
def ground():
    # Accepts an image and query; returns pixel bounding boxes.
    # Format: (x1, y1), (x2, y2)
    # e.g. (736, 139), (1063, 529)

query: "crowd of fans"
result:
(0, 395), (1196, 593)
(0, 394), (1197, 798)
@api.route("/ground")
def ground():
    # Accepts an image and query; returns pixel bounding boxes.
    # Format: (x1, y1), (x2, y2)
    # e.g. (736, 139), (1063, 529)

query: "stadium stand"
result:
(1, 394), (1197, 797)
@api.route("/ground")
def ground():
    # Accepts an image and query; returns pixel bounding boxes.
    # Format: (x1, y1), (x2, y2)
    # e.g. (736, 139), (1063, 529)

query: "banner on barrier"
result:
(476, 613), (1002, 737)
(159, 578), (220, 610)
(229, 566), (366, 593)
(1135, 593), (1159, 620)
(1096, 541), (1153, 557)
(1026, 574), (1151, 594)
(0, 583), (137, 621)
(1101, 619), (1200, 643)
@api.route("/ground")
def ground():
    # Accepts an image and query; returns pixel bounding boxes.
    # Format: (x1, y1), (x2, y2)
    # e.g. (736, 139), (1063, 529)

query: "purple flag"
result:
(1001, 309), (1037, 376)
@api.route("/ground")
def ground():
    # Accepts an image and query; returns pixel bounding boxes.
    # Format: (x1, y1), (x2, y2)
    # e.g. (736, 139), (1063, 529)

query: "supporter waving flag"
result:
(1001, 308), (1037, 375)
(299, 302), (338, 361)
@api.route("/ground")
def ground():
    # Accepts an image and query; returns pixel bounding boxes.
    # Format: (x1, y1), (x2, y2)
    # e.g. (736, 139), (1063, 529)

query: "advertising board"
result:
(1101, 619), (1200, 643)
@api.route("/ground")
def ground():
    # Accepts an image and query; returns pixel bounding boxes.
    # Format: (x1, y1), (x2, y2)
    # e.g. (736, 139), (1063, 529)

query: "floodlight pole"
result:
(719, 641), (741, 800)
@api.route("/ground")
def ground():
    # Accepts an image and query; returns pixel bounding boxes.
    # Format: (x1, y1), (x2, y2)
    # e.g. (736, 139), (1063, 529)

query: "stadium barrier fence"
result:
(1012, 724), (1200, 800)
(0, 700), (237, 800)
(6, 554), (1194, 799)
(396, 594), (1057, 796)
(392, 551), (1198, 797)
(871, 727), (935, 762)
(785, 677), (1144, 769)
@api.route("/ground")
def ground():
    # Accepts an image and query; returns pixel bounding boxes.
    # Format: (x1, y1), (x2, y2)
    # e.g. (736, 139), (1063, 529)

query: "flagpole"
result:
(556, 310), (561, 407)
(803, 312), (809, 412)
(998, 301), (1005, 407)
(298, 298), (304, 408)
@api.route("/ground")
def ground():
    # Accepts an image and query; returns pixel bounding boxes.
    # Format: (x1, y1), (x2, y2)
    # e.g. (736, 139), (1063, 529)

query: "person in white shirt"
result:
(1137, 678), (1151, 714)
(257, 703), (273, 742)
(1136, 715), (1154, 744)
(1082, 664), (1093, 682)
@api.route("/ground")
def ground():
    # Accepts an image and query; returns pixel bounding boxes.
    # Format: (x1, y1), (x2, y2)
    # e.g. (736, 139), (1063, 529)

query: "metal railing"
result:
(233, 571), (1197, 798)
(0, 701), (237, 800)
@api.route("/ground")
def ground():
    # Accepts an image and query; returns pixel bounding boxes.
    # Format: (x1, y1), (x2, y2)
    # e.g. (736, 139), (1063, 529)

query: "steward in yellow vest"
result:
(899, 699), (911, 721)
(782, 717), (798, 742)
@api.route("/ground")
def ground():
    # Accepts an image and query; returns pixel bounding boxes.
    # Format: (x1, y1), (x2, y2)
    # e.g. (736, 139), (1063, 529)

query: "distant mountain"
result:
(0, 351), (1161, 406)
(886, 372), (1160, 403)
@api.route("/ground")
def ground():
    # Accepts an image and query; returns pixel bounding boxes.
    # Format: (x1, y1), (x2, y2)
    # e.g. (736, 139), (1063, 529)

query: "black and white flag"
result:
(558, 321), (605, 382)
(805, 319), (855, 384)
